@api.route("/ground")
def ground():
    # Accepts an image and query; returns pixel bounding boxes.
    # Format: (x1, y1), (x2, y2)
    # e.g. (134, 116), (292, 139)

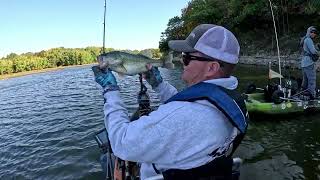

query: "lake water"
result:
(0, 64), (319, 180)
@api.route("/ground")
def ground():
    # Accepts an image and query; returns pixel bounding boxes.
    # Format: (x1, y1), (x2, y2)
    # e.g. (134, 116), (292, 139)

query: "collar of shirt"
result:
(203, 76), (238, 90)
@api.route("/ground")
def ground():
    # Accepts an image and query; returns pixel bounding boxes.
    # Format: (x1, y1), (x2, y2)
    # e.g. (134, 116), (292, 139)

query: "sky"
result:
(0, 0), (190, 58)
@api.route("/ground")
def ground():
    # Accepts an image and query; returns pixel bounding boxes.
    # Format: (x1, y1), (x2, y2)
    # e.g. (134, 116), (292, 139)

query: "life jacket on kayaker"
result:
(300, 26), (319, 62)
(151, 82), (249, 180)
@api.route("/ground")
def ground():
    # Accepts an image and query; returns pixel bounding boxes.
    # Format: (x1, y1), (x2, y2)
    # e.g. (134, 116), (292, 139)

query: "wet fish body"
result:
(98, 51), (173, 76)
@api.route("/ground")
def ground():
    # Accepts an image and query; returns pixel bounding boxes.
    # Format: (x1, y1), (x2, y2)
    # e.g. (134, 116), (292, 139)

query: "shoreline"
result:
(0, 63), (96, 80)
(1, 55), (317, 80)
(240, 55), (320, 71)
(173, 54), (308, 70)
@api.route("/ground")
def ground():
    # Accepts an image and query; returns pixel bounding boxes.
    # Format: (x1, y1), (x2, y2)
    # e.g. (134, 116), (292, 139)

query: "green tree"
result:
(159, 0), (320, 55)
(159, 16), (186, 52)
(6, 53), (18, 59)
(0, 59), (14, 75)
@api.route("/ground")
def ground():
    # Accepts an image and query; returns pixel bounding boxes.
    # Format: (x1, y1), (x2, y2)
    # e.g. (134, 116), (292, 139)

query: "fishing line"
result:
(268, 0), (282, 86)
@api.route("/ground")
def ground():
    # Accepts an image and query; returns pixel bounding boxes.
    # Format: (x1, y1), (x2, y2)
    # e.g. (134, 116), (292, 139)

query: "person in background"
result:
(300, 26), (319, 99)
(92, 24), (249, 180)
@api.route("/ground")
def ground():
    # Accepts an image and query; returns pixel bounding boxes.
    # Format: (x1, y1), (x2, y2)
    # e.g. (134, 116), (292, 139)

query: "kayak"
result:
(244, 92), (320, 116)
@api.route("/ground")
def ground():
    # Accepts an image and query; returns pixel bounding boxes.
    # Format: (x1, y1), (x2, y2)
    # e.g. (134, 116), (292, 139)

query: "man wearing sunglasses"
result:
(93, 24), (248, 180)
(300, 26), (319, 99)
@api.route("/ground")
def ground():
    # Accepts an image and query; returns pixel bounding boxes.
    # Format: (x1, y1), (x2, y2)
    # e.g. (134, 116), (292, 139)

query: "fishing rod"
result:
(97, 3), (116, 180)
(102, 0), (107, 54)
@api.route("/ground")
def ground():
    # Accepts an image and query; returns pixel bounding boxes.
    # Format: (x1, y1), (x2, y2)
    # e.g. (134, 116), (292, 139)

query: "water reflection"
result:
(0, 64), (319, 179)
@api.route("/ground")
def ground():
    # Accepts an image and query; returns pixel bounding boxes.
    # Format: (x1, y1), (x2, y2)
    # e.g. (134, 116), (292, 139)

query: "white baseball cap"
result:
(168, 24), (240, 64)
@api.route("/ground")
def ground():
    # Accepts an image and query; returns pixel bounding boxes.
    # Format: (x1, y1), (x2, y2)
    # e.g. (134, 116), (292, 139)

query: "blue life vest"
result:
(159, 82), (249, 180)
(165, 82), (248, 134)
(302, 37), (319, 62)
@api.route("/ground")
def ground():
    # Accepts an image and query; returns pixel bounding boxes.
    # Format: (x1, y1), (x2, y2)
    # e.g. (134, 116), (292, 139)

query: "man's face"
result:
(311, 32), (317, 39)
(181, 52), (217, 86)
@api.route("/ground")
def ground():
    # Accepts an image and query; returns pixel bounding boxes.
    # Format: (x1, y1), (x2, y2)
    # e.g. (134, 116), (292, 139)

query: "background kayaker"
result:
(92, 24), (249, 180)
(300, 26), (319, 99)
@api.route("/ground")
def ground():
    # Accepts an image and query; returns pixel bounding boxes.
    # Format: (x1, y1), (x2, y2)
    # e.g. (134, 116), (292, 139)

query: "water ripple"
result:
(0, 65), (319, 179)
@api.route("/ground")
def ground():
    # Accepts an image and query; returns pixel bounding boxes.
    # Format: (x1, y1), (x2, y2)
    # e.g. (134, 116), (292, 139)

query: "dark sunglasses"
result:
(181, 53), (214, 66)
(311, 31), (318, 34)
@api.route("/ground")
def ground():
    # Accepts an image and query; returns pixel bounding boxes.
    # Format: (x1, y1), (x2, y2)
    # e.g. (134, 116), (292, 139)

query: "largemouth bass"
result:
(97, 51), (174, 75)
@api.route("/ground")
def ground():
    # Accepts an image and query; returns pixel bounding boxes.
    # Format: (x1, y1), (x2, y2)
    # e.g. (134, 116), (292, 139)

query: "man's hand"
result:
(92, 66), (120, 92)
(144, 64), (163, 88)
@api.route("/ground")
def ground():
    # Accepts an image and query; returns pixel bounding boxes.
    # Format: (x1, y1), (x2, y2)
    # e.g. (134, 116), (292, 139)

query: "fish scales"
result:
(98, 51), (173, 76)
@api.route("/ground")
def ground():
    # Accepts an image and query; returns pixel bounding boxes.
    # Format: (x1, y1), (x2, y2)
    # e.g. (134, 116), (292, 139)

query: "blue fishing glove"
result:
(92, 66), (120, 93)
(144, 66), (163, 88)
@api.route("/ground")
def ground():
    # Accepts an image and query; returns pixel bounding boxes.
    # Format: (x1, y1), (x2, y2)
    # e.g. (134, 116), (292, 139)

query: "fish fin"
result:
(163, 51), (175, 69)
(138, 50), (153, 59)
(137, 53), (152, 59)
(117, 73), (126, 78)
(114, 65), (127, 74)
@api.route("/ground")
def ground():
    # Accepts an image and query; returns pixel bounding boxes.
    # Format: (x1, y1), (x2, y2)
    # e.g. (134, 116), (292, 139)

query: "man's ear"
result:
(207, 61), (220, 76)
(204, 61), (221, 78)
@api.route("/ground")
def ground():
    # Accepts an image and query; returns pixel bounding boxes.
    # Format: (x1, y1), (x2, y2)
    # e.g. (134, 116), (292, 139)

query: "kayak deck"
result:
(245, 93), (320, 115)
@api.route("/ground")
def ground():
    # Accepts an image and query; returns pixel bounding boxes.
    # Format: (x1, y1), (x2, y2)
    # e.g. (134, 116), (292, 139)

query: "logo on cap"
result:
(190, 33), (196, 39)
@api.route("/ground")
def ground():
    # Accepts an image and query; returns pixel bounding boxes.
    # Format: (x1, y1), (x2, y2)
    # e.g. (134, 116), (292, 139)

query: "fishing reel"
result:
(95, 129), (112, 154)
(136, 92), (151, 117)
(94, 129), (115, 180)
(131, 74), (152, 121)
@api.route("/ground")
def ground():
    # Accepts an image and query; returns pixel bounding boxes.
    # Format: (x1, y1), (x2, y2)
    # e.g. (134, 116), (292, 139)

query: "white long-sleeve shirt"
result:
(103, 76), (239, 179)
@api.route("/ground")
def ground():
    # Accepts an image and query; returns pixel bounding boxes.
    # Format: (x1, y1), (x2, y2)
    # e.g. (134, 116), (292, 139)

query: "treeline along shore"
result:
(0, 47), (161, 79)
